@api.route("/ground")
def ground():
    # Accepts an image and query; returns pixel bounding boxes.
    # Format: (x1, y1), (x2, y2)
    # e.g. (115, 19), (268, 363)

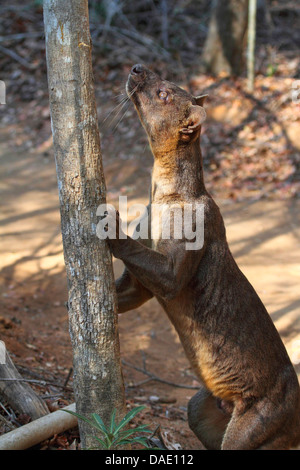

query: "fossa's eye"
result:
(158, 90), (168, 100)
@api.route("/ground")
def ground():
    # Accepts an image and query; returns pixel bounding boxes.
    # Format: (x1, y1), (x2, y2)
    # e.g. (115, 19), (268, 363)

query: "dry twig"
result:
(0, 377), (72, 392)
(0, 44), (35, 70)
(122, 359), (199, 390)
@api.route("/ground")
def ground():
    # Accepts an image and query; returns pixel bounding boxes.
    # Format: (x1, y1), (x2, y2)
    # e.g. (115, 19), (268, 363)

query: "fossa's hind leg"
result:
(188, 387), (231, 450)
(222, 394), (300, 450)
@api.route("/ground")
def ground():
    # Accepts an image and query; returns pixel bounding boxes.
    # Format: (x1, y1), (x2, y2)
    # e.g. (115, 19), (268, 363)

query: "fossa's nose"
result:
(131, 64), (144, 75)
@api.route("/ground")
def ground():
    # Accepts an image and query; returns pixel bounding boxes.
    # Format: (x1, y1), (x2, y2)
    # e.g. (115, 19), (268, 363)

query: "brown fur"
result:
(106, 64), (300, 450)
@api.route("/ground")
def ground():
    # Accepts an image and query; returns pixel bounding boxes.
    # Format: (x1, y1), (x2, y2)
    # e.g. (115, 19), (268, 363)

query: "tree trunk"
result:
(247, 0), (257, 91)
(43, 0), (126, 449)
(200, 0), (249, 76)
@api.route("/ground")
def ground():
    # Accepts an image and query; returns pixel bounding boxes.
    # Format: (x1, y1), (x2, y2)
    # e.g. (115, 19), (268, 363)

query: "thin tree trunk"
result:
(43, 0), (126, 449)
(247, 0), (257, 91)
(200, 0), (249, 76)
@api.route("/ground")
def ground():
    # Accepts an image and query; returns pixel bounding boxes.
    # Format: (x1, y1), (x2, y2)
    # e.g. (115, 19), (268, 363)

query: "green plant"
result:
(63, 405), (153, 449)
(266, 63), (278, 77)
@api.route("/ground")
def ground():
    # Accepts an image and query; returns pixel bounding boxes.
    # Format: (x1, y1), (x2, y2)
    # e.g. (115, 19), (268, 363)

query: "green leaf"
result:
(91, 413), (107, 434)
(112, 428), (152, 446)
(61, 409), (98, 430)
(119, 427), (151, 439)
(109, 408), (117, 434)
(129, 437), (150, 447)
(113, 437), (149, 449)
(105, 432), (115, 446)
(110, 430), (138, 446)
(90, 436), (108, 449)
(114, 406), (146, 434)
(125, 425), (152, 434)
(112, 438), (136, 448)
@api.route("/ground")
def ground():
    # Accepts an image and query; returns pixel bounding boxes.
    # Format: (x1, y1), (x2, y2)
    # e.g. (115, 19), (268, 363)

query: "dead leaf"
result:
(159, 429), (182, 450)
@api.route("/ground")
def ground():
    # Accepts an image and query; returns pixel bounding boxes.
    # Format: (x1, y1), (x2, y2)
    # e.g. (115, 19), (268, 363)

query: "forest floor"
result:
(0, 0), (300, 450)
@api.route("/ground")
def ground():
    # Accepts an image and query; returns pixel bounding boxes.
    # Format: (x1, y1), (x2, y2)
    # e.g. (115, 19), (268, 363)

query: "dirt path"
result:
(0, 128), (299, 449)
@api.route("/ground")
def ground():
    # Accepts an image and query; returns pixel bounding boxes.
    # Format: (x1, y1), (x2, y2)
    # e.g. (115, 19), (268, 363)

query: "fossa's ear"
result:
(179, 105), (206, 141)
(194, 94), (209, 107)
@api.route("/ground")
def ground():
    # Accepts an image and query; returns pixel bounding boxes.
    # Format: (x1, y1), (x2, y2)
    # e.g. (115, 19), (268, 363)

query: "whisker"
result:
(108, 99), (130, 125)
(100, 83), (139, 132)
(112, 101), (131, 134)
(101, 96), (129, 126)
(127, 83), (139, 98)
(113, 92), (127, 100)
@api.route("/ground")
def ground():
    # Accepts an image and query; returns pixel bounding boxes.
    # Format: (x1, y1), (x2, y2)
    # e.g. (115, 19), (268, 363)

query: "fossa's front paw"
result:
(97, 205), (128, 258)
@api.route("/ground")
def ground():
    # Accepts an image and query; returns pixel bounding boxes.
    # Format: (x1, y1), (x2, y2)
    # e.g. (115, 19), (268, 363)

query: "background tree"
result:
(247, 0), (257, 90)
(200, 0), (249, 76)
(43, 0), (126, 449)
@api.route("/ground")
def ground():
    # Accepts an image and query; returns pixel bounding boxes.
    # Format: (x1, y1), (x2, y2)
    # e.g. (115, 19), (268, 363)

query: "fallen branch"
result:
(122, 360), (200, 390)
(0, 403), (77, 450)
(0, 377), (72, 392)
(0, 350), (49, 421)
(0, 32), (44, 43)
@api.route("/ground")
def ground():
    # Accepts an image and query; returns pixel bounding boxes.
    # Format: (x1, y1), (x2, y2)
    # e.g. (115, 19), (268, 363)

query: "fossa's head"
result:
(126, 64), (207, 154)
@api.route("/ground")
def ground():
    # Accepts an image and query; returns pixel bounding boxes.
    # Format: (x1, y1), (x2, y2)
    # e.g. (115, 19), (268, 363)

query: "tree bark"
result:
(200, 0), (249, 76)
(43, 0), (126, 449)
